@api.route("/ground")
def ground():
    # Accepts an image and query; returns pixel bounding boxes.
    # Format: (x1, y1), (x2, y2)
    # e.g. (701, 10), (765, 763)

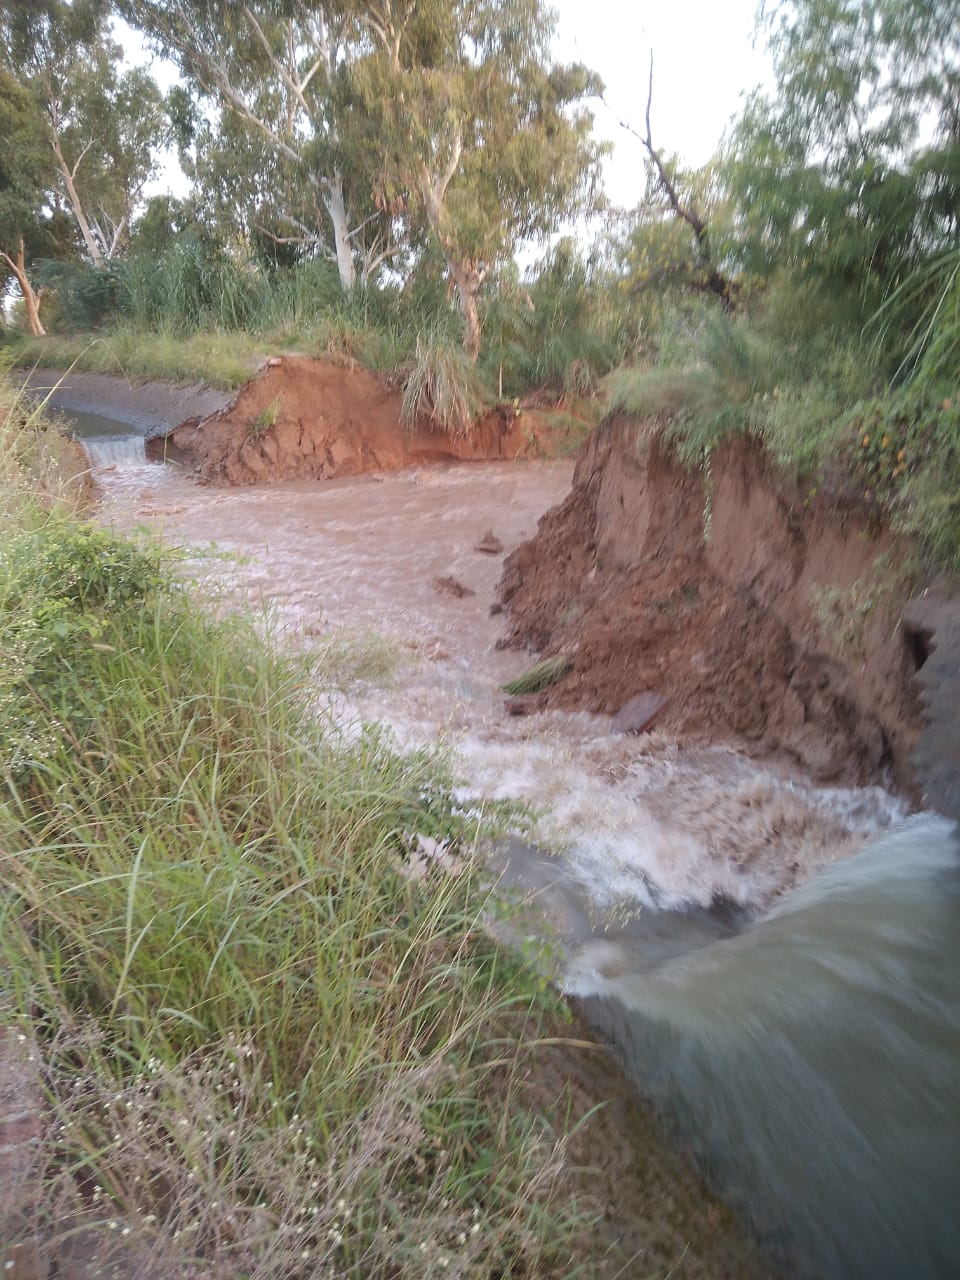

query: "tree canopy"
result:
(728, 0), (960, 312)
(122, 0), (602, 354)
(1, 0), (168, 270)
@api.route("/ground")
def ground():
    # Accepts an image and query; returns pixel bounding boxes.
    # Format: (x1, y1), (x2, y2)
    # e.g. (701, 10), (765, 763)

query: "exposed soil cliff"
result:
(498, 416), (925, 789)
(153, 356), (542, 483)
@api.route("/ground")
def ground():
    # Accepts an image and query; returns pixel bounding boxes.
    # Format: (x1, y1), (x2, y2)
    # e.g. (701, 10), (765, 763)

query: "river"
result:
(71, 418), (959, 1278)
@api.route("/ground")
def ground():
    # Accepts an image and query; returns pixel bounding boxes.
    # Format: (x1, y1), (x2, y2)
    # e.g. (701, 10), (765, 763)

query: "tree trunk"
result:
(445, 256), (484, 360)
(324, 178), (355, 292)
(50, 135), (106, 270)
(1, 241), (46, 337)
(452, 266), (482, 361)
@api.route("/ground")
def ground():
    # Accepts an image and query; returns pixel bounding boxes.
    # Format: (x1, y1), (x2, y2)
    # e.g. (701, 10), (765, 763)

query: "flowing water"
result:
(65, 408), (148, 467)
(573, 816), (960, 1280)
(73, 434), (958, 1278)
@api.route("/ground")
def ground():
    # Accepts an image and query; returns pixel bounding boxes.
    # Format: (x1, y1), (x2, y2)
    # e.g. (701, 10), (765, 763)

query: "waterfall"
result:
(82, 435), (148, 468)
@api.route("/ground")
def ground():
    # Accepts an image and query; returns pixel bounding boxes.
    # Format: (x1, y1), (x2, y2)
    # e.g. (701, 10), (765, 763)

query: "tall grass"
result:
(0, 379), (597, 1271)
(401, 330), (491, 436)
(0, 354), (93, 509)
(7, 326), (263, 388)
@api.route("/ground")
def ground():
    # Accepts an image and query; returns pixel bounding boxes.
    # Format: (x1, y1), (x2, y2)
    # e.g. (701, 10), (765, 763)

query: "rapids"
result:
(574, 816), (960, 1280)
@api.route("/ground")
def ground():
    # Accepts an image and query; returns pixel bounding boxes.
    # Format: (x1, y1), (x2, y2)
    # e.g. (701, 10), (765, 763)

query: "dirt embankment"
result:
(154, 356), (542, 483)
(498, 416), (925, 789)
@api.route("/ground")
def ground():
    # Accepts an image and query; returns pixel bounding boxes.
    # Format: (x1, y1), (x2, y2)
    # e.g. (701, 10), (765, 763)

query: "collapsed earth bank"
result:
(497, 414), (936, 794)
(154, 355), (547, 482)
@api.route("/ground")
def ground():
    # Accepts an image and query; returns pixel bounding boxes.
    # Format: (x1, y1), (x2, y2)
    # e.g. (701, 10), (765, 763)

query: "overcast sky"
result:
(552, 0), (772, 206)
(134, 0), (773, 211)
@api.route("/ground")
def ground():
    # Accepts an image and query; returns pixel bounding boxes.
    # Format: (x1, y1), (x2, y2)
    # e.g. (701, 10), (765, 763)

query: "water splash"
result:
(578, 816), (960, 1280)
(82, 435), (148, 468)
(92, 458), (906, 914)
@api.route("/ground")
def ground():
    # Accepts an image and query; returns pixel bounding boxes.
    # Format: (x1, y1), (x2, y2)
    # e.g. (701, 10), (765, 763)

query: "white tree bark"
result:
(324, 177), (355, 292)
(48, 121), (107, 270)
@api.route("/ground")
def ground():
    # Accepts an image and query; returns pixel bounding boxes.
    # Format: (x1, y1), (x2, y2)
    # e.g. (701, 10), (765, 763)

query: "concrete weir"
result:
(13, 367), (235, 444)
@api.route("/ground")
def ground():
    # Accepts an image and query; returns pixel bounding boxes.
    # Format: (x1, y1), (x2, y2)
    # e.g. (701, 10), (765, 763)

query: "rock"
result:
(611, 691), (669, 735)
(266, 356), (282, 367)
(505, 696), (538, 716)
(431, 575), (475, 599)
(475, 528), (504, 555)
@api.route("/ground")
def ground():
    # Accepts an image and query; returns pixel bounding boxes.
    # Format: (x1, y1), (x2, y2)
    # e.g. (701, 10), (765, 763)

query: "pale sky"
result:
(134, 1), (773, 212)
(552, 0), (772, 206)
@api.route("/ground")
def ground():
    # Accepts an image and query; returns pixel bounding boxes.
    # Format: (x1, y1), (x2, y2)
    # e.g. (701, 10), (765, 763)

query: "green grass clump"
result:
(0, 451), (592, 1272)
(401, 330), (491, 436)
(502, 655), (573, 697)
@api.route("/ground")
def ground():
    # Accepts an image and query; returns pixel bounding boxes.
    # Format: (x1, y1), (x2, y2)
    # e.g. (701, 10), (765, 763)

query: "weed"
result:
(401, 331), (490, 436)
(249, 394), (283, 439)
(502, 656), (573, 697)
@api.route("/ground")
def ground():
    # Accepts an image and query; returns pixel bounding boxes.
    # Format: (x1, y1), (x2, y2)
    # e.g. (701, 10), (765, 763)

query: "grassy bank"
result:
(5, 326), (266, 390)
(0, 379), (595, 1275)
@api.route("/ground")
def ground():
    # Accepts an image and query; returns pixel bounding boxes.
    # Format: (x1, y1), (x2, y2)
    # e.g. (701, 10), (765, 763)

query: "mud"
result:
(155, 356), (544, 484)
(499, 418), (923, 790)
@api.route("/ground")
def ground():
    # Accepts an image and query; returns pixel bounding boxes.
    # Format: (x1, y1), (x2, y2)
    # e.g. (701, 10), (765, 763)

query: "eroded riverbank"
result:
(94, 456), (903, 929)
(82, 452), (792, 1277)
(78, 439), (960, 1280)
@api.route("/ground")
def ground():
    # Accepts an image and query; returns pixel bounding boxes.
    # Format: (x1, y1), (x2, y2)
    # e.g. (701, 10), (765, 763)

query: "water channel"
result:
(68, 412), (960, 1279)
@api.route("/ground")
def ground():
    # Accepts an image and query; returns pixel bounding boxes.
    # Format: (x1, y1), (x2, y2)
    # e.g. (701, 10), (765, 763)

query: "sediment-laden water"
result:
(62, 407), (148, 467)
(76, 439), (957, 1278)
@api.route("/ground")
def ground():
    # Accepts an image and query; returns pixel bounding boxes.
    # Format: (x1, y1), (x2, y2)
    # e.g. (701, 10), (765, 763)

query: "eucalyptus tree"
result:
(0, 0), (169, 270)
(343, 0), (604, 357)
(0, 68), (54, 333)
(124, 0), (602, 353)
(122, 0), (385, 291)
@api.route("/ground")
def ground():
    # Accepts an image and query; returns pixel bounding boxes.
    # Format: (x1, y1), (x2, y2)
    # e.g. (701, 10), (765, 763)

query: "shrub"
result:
(401, 331), (491, 436)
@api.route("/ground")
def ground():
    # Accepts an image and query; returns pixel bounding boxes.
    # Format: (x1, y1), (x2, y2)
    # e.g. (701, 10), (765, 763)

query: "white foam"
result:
(83, 435), (148, 468)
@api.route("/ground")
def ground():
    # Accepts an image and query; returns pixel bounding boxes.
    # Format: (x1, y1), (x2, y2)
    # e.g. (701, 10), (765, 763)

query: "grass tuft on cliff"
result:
(503, 655), (574, 696)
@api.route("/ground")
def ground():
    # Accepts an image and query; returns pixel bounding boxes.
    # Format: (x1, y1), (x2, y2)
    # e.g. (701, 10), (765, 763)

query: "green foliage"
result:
(727, 0), (960, 328)
(870, 248), (960, 385)
(0, 520), (163, 776)
(34, 258), (122, 328)
(481, 243), (631, 399)
(0, 65), (56, 272)
(117, 235), (260, 331)
(607, 307), (787, 462)
(401, 330), (491, 435)
(842, 382), (960, 568)
(1, 0), (169, 268)
(249, 393), (283, 439)
(502, 655), (573, 696)
(8, 325), (261, 387)
(0, 486), (593, 1271)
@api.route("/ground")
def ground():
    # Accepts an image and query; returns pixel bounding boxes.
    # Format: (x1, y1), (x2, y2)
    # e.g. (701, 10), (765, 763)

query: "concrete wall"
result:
(14, 368), (235, 439)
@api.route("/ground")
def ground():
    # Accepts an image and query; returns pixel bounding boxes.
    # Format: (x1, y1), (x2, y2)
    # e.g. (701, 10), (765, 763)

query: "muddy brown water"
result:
(92, 451), (903, 920)
(79, 441), (959, 1280)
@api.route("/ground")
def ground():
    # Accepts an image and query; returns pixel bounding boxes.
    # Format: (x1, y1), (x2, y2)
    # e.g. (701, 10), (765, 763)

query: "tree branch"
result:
(605, 52), (737, 308)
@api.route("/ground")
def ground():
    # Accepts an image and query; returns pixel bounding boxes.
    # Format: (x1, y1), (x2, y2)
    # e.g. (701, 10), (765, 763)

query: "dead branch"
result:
(607, 53), (738, 309)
